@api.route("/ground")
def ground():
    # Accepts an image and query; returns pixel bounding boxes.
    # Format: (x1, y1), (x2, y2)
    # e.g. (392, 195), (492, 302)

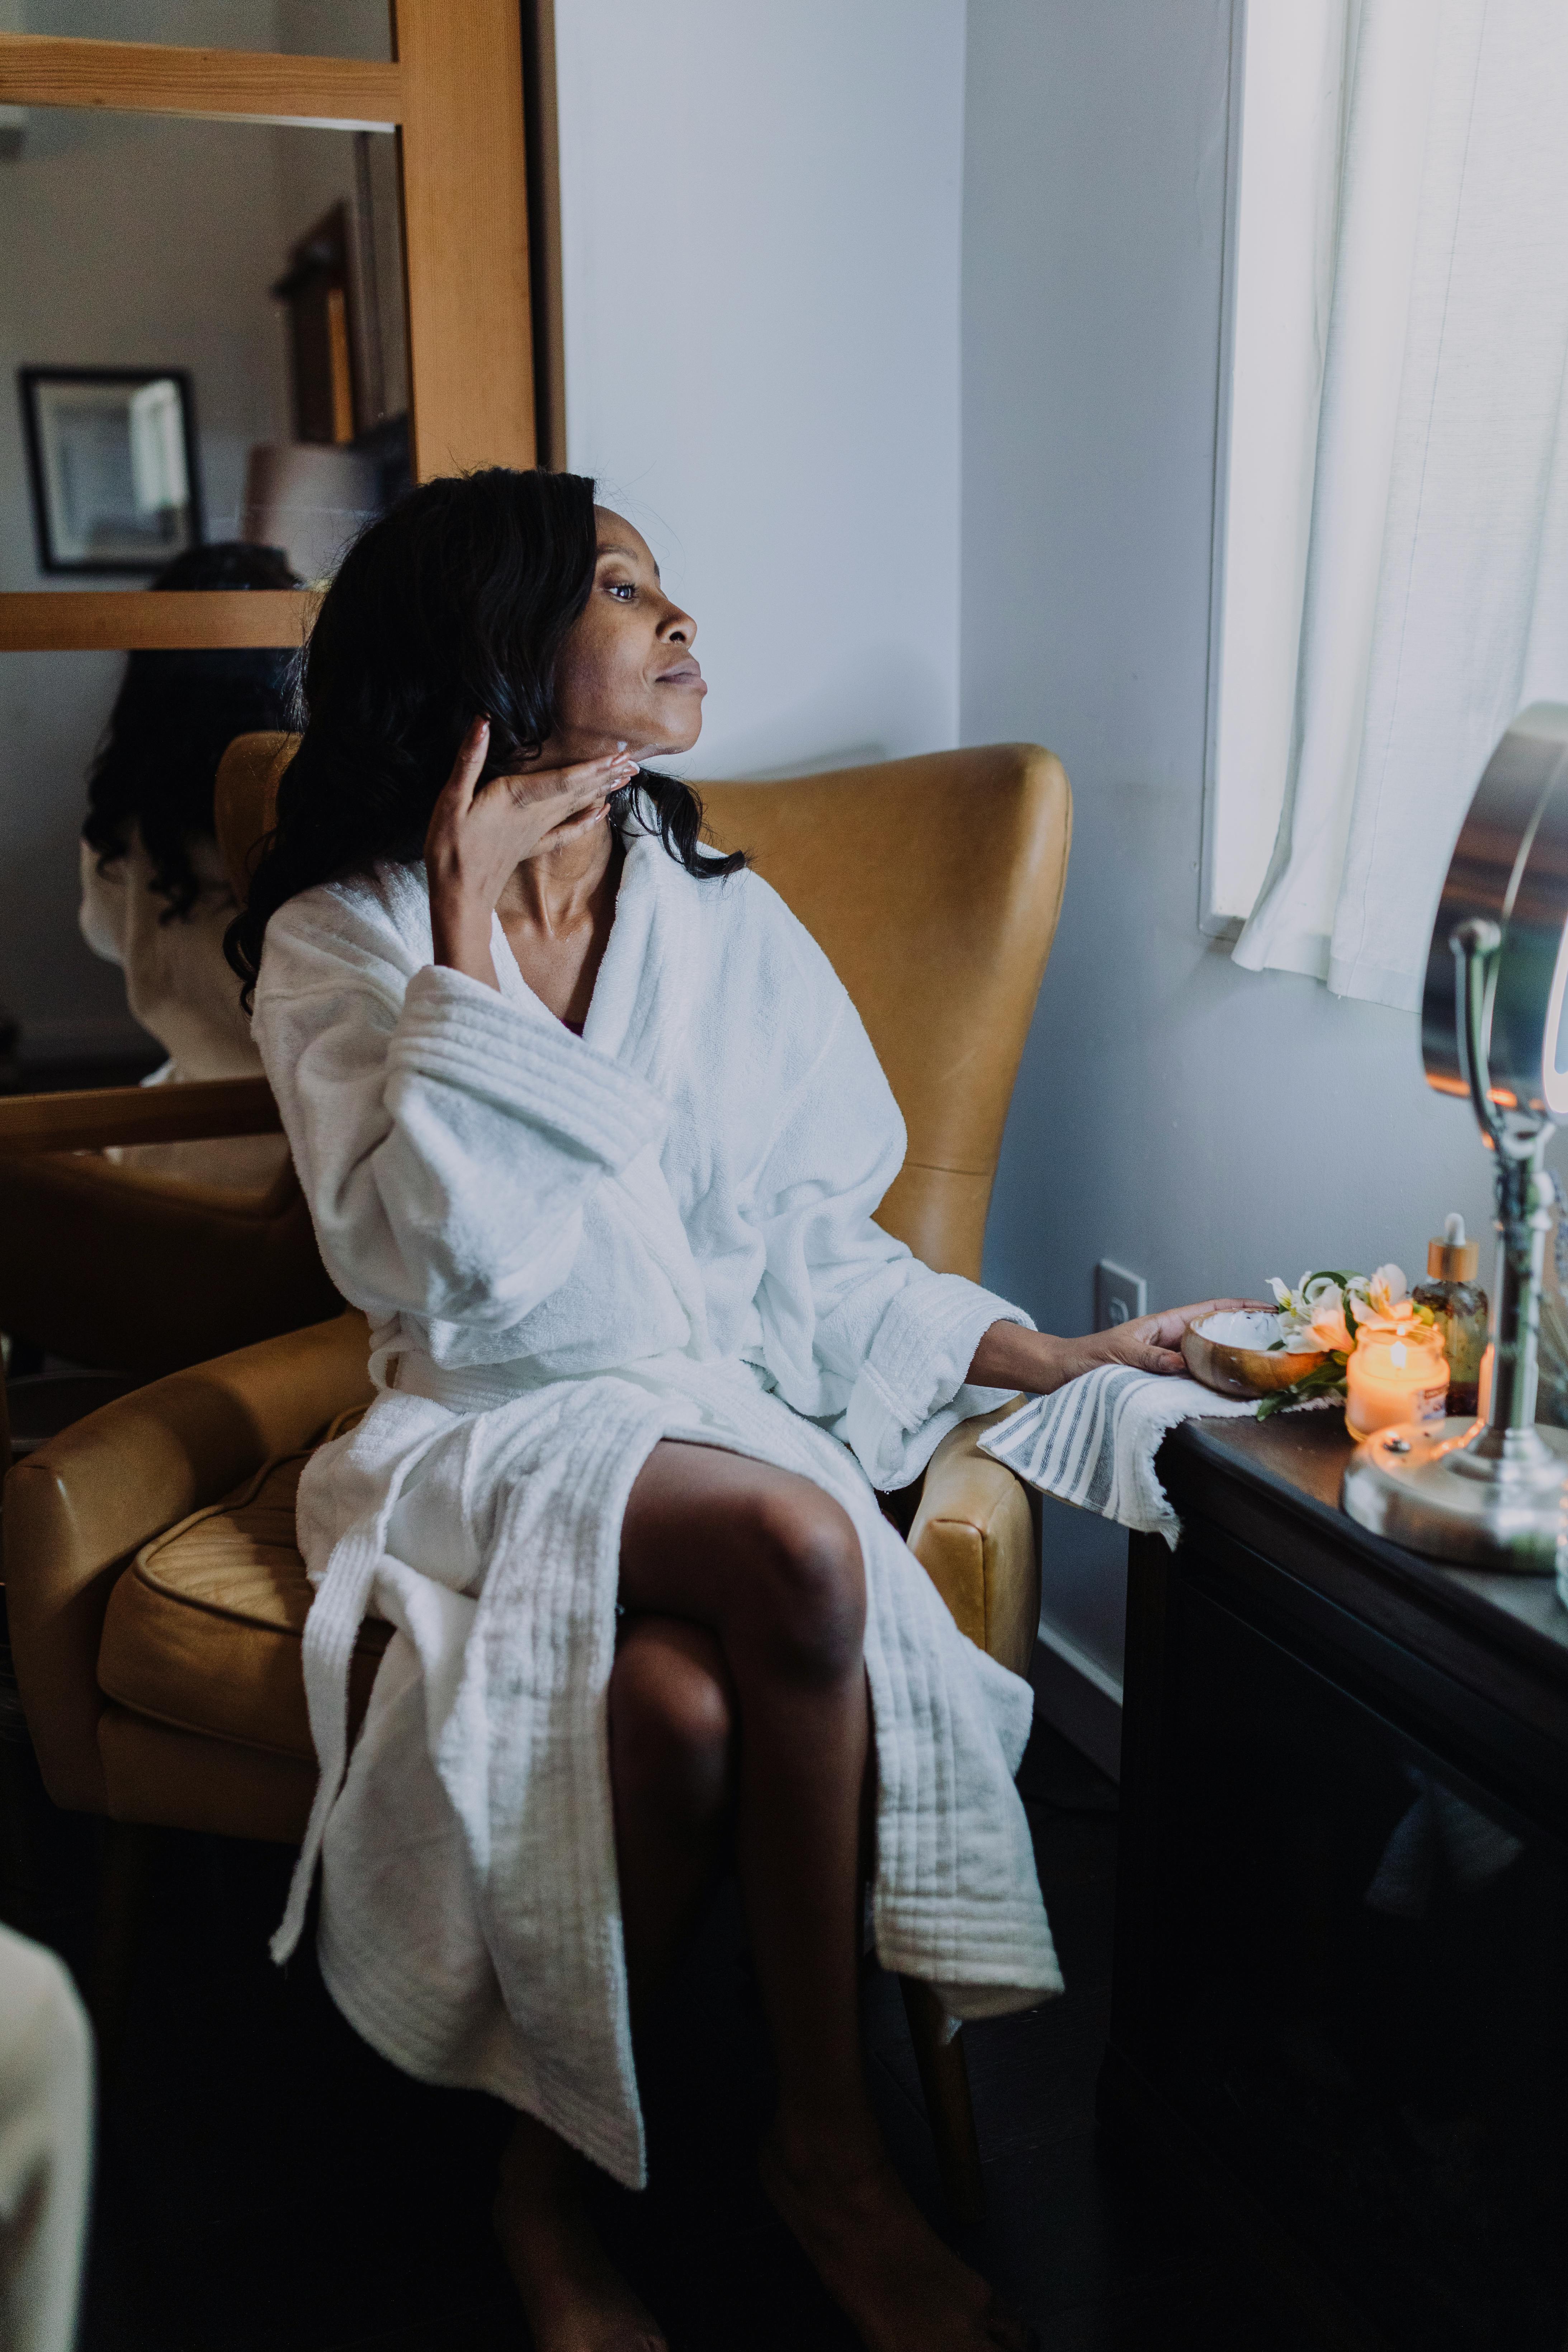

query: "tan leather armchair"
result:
(3, 732), (1071, 2214)
(0, 1081), (339, 1393)
(0, 750), (343, 1396)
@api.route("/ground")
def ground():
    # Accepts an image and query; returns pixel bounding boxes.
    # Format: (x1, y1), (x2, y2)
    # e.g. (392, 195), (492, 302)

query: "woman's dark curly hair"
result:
(225, 467), (742, 1006)
(82, 541), (301, 923)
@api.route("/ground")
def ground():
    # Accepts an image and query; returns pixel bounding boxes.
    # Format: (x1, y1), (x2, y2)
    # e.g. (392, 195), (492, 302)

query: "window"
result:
(1201, 0), (1568, 1013)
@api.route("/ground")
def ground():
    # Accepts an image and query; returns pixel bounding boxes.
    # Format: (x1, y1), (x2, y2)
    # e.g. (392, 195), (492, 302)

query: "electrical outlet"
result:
(1095, 1259), (1147, 1329)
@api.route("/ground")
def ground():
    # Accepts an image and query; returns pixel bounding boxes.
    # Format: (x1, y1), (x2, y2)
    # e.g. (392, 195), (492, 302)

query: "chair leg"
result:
(899, 1975), (985, 2225)
(0, 1737), (42, 1938)
(90, 1820), (158, 2086)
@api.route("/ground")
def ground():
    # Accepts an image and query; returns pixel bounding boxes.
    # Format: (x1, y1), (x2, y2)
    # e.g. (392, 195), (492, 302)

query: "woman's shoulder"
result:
(693, 857), (848, 1011)
(257, 860), (432, 1000)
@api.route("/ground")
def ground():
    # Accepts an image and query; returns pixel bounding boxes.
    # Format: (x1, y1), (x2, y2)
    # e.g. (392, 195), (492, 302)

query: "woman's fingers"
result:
(1072, 1295), (1281, 1382)
(439, 714), (491, 813)
(1171, 1295), (1271, 1323)
(548, 747), (640, 808)
(496, 745), (639, 821)
(426, 732), (640, 900)
(554, 748), (639, 819)
(1143, 1297), (1270, 1348)
(1130, 1296), (1274, 1375)
(444, 726), (639, 829)
(567, 743), (639, 796)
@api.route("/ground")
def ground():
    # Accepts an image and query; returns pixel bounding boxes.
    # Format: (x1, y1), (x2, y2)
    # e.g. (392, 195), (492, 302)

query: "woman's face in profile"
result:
(551, 508), (706, 762)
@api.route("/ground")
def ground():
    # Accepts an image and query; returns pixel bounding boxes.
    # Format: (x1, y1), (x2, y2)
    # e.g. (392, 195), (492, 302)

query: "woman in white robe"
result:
(79, 540), (298, 1188)
(228, 469), (1230, 2352)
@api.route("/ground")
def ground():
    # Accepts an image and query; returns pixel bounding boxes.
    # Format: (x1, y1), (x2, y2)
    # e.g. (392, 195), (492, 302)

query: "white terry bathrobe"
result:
(253, 817), (1061, 2189)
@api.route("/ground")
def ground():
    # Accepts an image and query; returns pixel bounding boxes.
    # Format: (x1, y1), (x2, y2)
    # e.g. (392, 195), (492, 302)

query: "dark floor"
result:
(5, 1717), (1274, 2352)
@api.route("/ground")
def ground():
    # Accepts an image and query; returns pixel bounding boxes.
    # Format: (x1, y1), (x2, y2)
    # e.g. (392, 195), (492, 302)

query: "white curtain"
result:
(1233, 0), (1568, 1010)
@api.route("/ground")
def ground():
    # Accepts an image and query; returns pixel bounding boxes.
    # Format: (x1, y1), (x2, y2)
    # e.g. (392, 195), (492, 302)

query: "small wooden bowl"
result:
(1181, 1310), (1324, 1401)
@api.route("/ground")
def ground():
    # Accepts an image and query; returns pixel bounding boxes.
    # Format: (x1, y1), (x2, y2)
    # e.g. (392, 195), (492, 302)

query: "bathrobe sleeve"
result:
(252, 885), (669, 1332)
(742, 924), (1034, 1493)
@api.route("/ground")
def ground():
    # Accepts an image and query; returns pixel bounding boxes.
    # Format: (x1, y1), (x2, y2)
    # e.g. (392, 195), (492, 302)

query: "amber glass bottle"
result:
(1412, 1213), (1489, 1418)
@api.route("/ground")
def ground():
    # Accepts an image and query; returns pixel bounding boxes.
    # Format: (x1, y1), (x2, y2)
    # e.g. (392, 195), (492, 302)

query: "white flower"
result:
(1268, 1271), (1351, 1356)
(1298, 1283), (1353, 1355)
(1350, 1262), (1415, 1335)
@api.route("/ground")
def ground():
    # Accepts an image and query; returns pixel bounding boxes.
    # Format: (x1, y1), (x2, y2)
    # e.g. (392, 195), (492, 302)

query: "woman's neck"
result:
(497, 819), (617, 936)
(496, 827), (625, 1032)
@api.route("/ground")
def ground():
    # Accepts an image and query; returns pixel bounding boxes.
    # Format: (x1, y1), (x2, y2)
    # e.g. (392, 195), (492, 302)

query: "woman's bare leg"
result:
(618, 1441), (1030, 2352)
(621, 1446), (871, 2156)
(495, 1616), (736, 2352)
(610, 1616), (737, 2007)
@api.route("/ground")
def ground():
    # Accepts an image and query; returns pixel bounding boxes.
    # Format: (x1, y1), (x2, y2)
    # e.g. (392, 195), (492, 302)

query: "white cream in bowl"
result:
(1193, 1309), (1294, 1350)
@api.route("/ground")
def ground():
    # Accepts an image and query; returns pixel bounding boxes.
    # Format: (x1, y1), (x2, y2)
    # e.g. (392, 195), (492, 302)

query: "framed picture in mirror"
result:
(19, 366), (203, 575)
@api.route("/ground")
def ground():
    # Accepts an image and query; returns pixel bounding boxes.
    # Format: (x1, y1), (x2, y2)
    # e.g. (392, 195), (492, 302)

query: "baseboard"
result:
(1029, 1621), (1123, 1782)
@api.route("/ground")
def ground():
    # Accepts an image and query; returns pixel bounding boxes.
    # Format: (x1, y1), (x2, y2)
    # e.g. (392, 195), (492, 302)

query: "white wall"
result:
(553, 0), (967, 780)
(559, 0), (1509, 1749)
(962, 0), (1513, 1728)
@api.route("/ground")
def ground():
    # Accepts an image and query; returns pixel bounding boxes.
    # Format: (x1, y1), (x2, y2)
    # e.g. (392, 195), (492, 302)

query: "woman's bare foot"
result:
(760, 2127), (1034, 2352)
(493, 2116), (666, 2352)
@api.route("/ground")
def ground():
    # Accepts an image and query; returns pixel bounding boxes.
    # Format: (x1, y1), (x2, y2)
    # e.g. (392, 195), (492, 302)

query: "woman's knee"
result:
(736, 1486), (866, 1683)
(610, 1623), (735, 1830)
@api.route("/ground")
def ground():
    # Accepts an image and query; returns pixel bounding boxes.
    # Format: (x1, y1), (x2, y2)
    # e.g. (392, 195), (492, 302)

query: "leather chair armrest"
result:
(907, 1399), (1039, 1678)
(0, 1075), (281, 1156)
(2, 1311), (370, 1813)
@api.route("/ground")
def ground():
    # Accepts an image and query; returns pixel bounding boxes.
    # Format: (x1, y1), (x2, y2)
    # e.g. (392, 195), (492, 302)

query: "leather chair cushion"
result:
(98, 1710), (317, 1845)
(98, 1445), (389, 1763)
(95, 1408), (1037, 1785)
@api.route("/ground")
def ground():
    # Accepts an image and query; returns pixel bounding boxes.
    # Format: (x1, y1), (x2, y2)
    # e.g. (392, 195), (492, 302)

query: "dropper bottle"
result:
(1412, 1213), (1489, 1419)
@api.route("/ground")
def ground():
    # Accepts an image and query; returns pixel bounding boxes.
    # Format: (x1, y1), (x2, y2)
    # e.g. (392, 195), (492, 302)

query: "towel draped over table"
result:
(979, 1364), (1272, 1546)
(251, 811), (1061, 2188)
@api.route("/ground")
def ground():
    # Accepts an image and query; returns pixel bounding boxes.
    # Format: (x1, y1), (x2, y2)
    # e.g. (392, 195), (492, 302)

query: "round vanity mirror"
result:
(1421, 703), (1568, 1122)
(1345, 703), (1568, 1579)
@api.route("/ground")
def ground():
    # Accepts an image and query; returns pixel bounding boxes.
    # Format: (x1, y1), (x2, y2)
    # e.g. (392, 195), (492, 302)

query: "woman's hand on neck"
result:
(425, 716), (638, 993)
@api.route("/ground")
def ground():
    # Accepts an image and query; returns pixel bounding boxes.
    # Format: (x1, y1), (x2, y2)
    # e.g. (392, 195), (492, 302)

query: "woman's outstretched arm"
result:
(966, 1299), (1265, 1393)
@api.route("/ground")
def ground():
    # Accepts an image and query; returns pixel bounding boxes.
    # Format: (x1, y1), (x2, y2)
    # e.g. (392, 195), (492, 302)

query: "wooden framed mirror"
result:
(0, 0), (546, 657)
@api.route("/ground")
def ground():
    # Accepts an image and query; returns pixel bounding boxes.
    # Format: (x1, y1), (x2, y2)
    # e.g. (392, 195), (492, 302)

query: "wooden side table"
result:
(1101, 1411), (1568, 2352)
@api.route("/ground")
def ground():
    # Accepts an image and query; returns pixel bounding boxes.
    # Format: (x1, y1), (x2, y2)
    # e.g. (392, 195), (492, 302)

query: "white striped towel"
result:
(977, 1366), (1257, 1548)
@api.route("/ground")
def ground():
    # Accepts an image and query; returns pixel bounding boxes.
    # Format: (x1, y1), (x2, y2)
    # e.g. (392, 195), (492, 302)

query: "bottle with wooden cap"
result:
(1412, 1213), (1489, 1418)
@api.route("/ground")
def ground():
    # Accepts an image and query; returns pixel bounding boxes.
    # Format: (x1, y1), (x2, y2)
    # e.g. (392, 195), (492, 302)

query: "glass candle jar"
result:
(1345, 1326), (1450, 1440)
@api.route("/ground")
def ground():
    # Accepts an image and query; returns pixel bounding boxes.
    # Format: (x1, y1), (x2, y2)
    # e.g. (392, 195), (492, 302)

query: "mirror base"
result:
(1341, 1415), (1568, 1577)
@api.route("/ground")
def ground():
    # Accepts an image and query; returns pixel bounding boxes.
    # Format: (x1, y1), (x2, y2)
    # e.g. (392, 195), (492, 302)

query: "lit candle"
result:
(1345, 1326), (1450, 1440)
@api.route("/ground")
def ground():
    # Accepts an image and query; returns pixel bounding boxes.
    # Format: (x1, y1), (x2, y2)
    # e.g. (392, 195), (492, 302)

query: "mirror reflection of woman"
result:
(227, 470), (1235, 2352)
(80, 541), (298, 1186)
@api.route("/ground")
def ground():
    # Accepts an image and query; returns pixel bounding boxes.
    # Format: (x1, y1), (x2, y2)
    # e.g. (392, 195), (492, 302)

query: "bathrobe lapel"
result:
(482, 823), (697, 1085)
(491, 831), (713, 1357)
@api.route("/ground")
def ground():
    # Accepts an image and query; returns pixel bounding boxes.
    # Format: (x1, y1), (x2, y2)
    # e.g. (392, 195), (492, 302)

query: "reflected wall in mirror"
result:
(3, 647), (167, 1066)
(0, 106), (407, 595)
(6, 0), (392, 61)
(0, 61), (410, 1069)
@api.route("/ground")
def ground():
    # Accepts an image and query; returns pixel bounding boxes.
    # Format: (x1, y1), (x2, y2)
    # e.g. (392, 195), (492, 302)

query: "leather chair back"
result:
(216, 736), (1071, 1280)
